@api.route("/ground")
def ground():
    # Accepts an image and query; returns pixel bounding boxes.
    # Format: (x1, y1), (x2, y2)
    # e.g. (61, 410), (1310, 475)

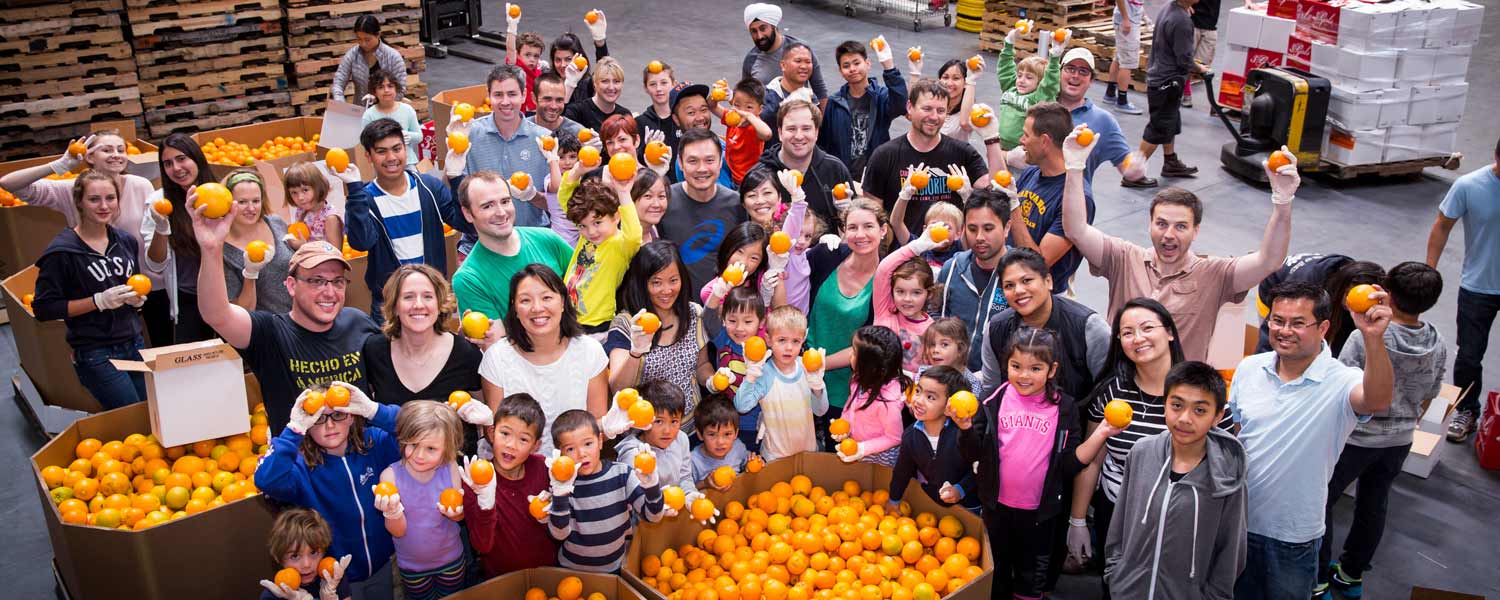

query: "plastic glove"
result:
(907, 46), (924, 78)
(872, 35), (894, 64)
(760, 270), (782, 298)
(510, 177), (539, 204)
(527, 492), (552, 522)
(909, 223), (943, 255)
(686, 491), (717, 526)
(775, 169), (806, 204)
(819, 234), (842, 251)
(971, 103), (1001, 142)
(838, 441), (867, 463)
(628, 309), (654, 355)
(1121, 151), (1149, 181)
(444, 149), (467, 178)
(125, 292), (146, 308)
(743, 359), (766, 386)
(286, 389), (327, 435)
(564, 59), (585, 90)
(1005, 27), (1023, 46)
(504, 3), (520, 35)
(634, 446), (659, 488)
(965, 56), (985, 85)
(242, 241), (275, 280)
(360, 94), (376, 108)
(766, 246), (790, 272)
(1067, 518), (1093, 562)
(459, 456), (497, 510)
(600, 392), (649, 438)
(318, 555), (351, 600)
(1267, 145), (1300, 205)
(946, 163), (973, 201)
(546, 450), (577, 497)
(259, 580), (315, 600)
(1062, 124), (1095, 172)
(438, 499), (463, 520)
(536, 136), (559, 164)
(328, 381), (378, 419)
(939, 481), (962, 504)
(706, 366), (734, 392)
(145, 203), (171, 235)
(321, 161), (362, 186)
(373, 488), (404, 520)
(898, 163), (925, 203)
(1049, 30), (1073, 57)
(706, 277), (732, 306)
(456, 400), (494, 426)
(647, 146), (672, 177)
(402, 130), (422, 149)
(585, 9), (607, 41)
(93, 284), (136, 311)
(50, 135), (94, 176)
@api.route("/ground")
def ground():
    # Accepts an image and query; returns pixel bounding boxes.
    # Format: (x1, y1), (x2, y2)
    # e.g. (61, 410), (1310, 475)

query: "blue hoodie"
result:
(932, 249), (1008, 371)
(344, 171), (474, 313)
(255, 404), (401, 584)
(818, 67), (909, 171)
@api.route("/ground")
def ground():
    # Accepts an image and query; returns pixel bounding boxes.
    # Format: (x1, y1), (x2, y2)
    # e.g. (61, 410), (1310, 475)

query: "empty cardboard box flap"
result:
(112, 339), (250, 447)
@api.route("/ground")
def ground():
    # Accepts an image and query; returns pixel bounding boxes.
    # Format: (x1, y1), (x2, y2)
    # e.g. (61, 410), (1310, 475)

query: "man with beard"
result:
(1052, 48), (1154, 187)
(526, 72), (584, 142)
(669, 84), (736, 189)
(933, 189), (1013, 371)
(191, 214), (380, 433)
(756, 98), (850, 227)
(451, 171), (573, 340)
(1060, 129), (1297, 362)
(455, 65), (555, 230)
(1008, 102), (1093, 295)
(862, 80), (995, 236)
(743, 3), (827, 101)
(657, 128), (746, 292)
(760, 42), (821, 142)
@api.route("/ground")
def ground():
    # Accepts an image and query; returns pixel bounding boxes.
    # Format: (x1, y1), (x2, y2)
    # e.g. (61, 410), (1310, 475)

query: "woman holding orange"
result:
(142, 133), (219, 343)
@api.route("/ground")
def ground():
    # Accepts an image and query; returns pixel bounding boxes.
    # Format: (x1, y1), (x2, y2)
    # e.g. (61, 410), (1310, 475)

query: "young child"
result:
(889, 366), (980, 512)
(259, 509), (352, 600)
(734, 306), (830, 462)
(874, 225), (940, 374)
(1105, 361), (1248, 599)
(1316, 262), (1447, 598)
(921, 317), (983, 394)
(704, 286), (768, 450)
(613, 379), (696, 494)
(766, 175), (829, 313)
(890, 201), (964, 269)
(637, 61), (679, 146)
(691, 394), (755, 488)
(502, 5), (543, 112)
(711, 78), (773, 185)
(283, 161), (343, 249)
(546, 409), (665, 572)
(374, 401), (470, 598)
(954, 326), (1119, 599)
(461, 393), (559, 578)
(360, 69), (421, 165)
(996, 27), (1065, 149)
(562, 174), (642, 331)
(546, 135), (583, 246)
(833, 326), (911, 466)
(701, 222), (768, 305)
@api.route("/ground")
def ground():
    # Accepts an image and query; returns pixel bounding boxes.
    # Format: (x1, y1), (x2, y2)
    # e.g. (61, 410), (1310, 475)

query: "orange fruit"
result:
(629, 399), (656, 428)
(551, 455), (576, 481)
(907, 171), (929, 189)
(955, 536), (981, 561)
(153, 199), (172, 216)
(302, 390), (326, 416)
(691, 496), (717, 521)
(614, 387), (641, 410)
(769, 231), (792, 254)
(929, 224), (949, 243)
(725, 111), (744, 128)
(801, 349), (823, 373)
(1076, 126), (1095, 147)
(966, 55), (982, 71)
(711, 86), (728, 101)
(447, 390), (471, 410)
(746, 455), (765, 473)
(636, 311), (661, 334)
(744, 335), (768, 362)
(21, 293), (33, 308)
(832, 182), (850, 200)
(374, 481), (398, 497)
(69, 141), (88, 157)
(447, 132), (469, 154)
(127, 274), (151, 296)
(1267, 149), (1292, 172)
(829, 419), (851, 436)
(1103, 399), (1133, 428)
(723, 263), (746, 285)
(318, 556), (336, 577)
(711, 371), (731, 391)
(647, 59), (663, 73)
(325, 147), (350, 174)
(663, 485), (686, 510)
(871, 37), (885, 51)
(1014, 19), (1032, 34)
(245, 240), (270, 263)
(948, 390), (978, 418)
(439, 488), (463, 509)
(508, 4), (521, 18)
(557, 575), (583, 600)
(524, 588), (547, 600)
(194, 183), (232, 218)
(454, 102), (476, 123)
(993, 170), (1013, 187)
(1053, 29), (1068, 43)
(1345, 283), (1378, 313)
(609, 152), (638, 181)
(469, 458), (495, 485)
(970, 107), (991, 127)
(325, 385), (349, 408)
(287, 222), (311, 241)
(540, 135), (557, 151)
(577, 128), (596, 143)
(908, 48), (923, 62)
(461, 311), (490, 339)
(41, 465), (66, 489)
(838, 438), (859, 457)
(509, 171), (532, 191)
(634, 452), (657, 474)
(528, 495), (549, 519)
(72, 478), (99, 500)
(579, 145), (601, 167)
(790, 169), (804, 186)
(76, 438), (103, 459)
(713, 466), (736, 488)
(274, 567), (301, 590)
(572, 55), (587, 70)
(645, 140), (670, 165)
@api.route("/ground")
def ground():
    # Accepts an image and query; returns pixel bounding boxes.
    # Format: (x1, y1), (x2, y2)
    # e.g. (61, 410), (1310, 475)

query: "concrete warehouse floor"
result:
(3, 0), (1498, 597)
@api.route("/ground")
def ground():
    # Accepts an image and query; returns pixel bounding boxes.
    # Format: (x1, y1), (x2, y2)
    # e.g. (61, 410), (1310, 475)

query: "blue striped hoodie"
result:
(547, 461), (664, 572)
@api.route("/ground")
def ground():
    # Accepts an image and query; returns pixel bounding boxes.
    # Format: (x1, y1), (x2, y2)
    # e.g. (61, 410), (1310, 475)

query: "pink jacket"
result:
(873, 243), (933, 373)
(842, 379), (905, 457)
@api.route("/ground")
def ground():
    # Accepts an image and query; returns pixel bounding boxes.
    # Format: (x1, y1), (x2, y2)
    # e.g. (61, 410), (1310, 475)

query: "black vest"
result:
(985, 295), (1098, 406)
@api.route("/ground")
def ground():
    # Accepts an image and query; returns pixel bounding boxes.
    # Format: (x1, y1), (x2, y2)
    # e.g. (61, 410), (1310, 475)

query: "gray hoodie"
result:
(614, 431), (698, 494)
(1339, 323), (1447, 448)
(1105, 428), (1248, 600)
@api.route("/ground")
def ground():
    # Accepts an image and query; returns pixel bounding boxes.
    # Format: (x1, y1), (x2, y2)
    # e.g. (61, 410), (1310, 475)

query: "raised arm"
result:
(1229, 152), (1297, 291)
(1061, 125), (1108, 264)
(1347, 289), (1394, 415)
(191, 198), (254, 348)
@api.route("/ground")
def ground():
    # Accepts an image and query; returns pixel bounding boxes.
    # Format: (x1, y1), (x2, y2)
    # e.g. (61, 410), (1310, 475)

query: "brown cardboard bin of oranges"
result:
(31, 374), (276, 599)
(447, 567), (645, 600)
(430, 84), (492, 160)
(192, 117), (329, 180)
(622, 452), (993, 600)
(2, 265), (98, 411)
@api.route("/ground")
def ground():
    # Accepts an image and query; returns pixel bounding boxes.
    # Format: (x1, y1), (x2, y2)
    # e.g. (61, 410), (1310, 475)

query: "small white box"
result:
(1445, 0), (1485, 46)
(1403, 430), (1445, 478)
(112, 339), (249, 447)
(1409, 83), (1468, 125)
(1423, 123), (1460, 156)
(1225, 44), (1251, 75)
(1227, 7), (1264, 48)
(1431, 45), (1472, 84)
(1385, 125), (1425, 162)
(1337, 46), (1398, 92)
(1324, 127), (1387, 165)
(1396, 49), (1437, 86)
(1309, 40), (1340, 78)
(1329, 87), (1409, 130)
(1258, 15), (1296, 53)
(1337, 3), (1400, 51)
(1392, 1), (1431, 50)
(1423, 2), (1458, 48)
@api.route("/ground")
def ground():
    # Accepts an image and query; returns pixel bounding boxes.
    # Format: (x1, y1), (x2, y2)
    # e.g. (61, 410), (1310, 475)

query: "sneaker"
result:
(1330, 563), (1363, 598)
(1311, 581), (1330, 599)
(1121, 175), (1159, 188)
(1447, 409), (1477, 442)
(1161, 160), (1199, 178)
(1181, 94), (1194, 108)
(1114, 100), (1144, 115)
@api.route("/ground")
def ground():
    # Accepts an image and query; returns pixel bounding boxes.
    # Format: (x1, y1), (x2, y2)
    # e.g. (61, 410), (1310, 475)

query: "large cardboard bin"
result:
(112, 339), (250, 447)
(448, 567), (645, 600)
(31, 375), (276, 599)
(430, 84), (488, 159)
(2, 265), (98, 411)
(622, 452), (994, 599)
(193, 117), (327, 180)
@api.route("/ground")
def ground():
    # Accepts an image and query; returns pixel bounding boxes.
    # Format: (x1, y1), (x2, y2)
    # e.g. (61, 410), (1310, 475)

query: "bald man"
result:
(742, 2), (828, 100)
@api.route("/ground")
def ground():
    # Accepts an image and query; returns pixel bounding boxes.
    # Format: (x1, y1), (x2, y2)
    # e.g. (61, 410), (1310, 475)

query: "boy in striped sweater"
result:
(545, 409), (665, 572)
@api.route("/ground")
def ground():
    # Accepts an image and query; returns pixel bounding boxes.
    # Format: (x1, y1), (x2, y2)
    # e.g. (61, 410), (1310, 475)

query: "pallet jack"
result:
(420, 0), (508, 62)
(1202, 66), (1331, 184)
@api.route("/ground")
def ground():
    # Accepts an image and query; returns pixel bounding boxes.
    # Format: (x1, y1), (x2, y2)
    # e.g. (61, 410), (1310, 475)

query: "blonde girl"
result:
(375, 400), (470, 599)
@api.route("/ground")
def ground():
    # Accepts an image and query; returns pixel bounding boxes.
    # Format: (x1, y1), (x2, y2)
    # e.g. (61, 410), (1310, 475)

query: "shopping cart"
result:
(830, 0), (951, 31)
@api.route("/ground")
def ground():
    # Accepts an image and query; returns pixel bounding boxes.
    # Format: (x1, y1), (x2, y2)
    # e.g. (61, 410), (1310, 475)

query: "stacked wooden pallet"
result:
(126, 0), (290, 138)
(283, 0), (429, 120)
(1072, 20), (1154, 92)
(0, 1), (143, 161)
(979, 0), (1151, 92)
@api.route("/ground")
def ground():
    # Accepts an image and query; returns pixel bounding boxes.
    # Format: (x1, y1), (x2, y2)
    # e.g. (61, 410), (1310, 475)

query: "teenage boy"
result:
(820, 37), (909, 174)
(546, 409), (665, 572)
(1315, 262), (1447, 598)
(1105, 361), (1247, 599)
(461, 393), (559, 577)
(1137, 0), (1210, 178)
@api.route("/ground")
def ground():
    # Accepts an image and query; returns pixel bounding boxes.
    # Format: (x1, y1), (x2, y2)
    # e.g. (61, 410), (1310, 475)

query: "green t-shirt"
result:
(453, 227), (573, 319)
(807, 273), (873, 408)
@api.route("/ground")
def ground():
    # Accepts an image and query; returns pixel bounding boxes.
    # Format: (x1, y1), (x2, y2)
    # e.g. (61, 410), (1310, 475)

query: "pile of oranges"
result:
(638, 475), (984, 600)
(522, 576), (606, 600)
(0, 188), (23, 206)
(200, 135), (321, 167)
(40, 403), (274, 531)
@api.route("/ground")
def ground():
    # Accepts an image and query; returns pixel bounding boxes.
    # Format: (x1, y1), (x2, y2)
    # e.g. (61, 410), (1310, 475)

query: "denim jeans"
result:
(1236, 532), (1321, 600)
(1320, 443), (1410, 581)
(72, 336), (147, 410)
(1455, 288), (1500, 414)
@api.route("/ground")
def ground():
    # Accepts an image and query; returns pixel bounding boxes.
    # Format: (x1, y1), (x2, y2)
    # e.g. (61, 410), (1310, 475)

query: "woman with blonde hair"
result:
(563, 56), (633, 131)
(220, 169), (293, 313)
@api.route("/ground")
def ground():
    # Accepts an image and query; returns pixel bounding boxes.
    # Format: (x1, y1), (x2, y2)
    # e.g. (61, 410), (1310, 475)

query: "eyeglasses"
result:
(1118, 323), (1161, 341)
(314, 411), (349, 426)
(1062, 65), (1093, 76)
(296, 276), (350, 289)
(1267, 318), (1320, 332)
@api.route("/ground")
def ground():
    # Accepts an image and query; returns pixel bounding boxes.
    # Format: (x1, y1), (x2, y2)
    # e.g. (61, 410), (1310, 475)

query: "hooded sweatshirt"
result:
(932, 249), (1007, 371)
(1339, 323), (1447, 448)
(756, 141), (852, 229)
(33, 226), (142, 350)
(343, 172), (474, 312)
(1104, 428), (1248, 600)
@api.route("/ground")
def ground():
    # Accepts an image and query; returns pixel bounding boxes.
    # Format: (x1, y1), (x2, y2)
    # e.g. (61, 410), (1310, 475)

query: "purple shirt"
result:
(391, 462), (464, 571)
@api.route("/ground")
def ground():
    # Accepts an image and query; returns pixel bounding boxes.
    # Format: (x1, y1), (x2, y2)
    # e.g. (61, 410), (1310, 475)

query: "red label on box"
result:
(1246, 47), (1286, 72)
(1219, 72), (1247, 110)
(1296, 0), (1342, 44)
(1329, 128), (1355, 150)
(1268, 0), (1300, 19)
(1287, 33), (1313, 63)
(1285, 57), (1311, 72)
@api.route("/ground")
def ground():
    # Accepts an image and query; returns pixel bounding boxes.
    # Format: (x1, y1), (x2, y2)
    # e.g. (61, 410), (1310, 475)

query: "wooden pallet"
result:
(137, 49), (285, 81)
(148, 105), (293, 139)
(285, 18), (418, 48)
(285, 0), (418, 21)
(0, 64), (136, 97)
(125, 0), (281, 36)
(1318, 155), (1462, 180)
(144, 91), (291, 127)
(140, 63), (286, 96)
(134, 35), (282, 66)
(0, 89), (142, 129)
(145, 78), (288, 109)
(0, 0), (121, 22)
(283, 8), (421, 35)
(287, 33), (420, 63)
(0, 12), (124, 40)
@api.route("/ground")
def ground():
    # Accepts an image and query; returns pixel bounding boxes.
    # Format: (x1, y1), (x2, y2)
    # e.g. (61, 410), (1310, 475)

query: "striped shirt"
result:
(368, 173), (425, 264)
(548, 461), (663, 572)
(1086, 373), (1234, 502)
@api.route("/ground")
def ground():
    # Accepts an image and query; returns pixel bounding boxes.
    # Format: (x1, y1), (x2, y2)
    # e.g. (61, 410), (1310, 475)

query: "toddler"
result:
(734, 306), (830, 462)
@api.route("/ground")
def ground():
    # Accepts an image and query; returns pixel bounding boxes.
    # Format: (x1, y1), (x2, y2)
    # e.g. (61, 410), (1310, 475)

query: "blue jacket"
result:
(932, 250), (1008, 371)
(818, 67), (909, 171)
(255, 404), (402, 584)
(344, 171), (474, 312)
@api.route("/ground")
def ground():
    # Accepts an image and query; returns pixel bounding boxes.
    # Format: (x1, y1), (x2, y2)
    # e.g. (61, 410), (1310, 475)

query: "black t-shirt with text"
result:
(243, 308), (381, 432)
(861, 135), (988, 234)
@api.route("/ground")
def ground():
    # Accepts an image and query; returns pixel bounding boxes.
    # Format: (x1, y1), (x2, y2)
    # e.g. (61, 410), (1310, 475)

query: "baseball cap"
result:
(670, 83), (711, 114)
(288, 240), (351, 272)
(1062, 48), (1096, 72)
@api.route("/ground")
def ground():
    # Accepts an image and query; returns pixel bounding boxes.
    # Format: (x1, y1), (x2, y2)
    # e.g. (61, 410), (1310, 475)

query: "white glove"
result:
(601, 393), (649, 438)
(321, 162), (362, 186)
(707, 277), (732, 305)
(1267, 146), (1300, 205)
(318, 555), (351, 600)
(125, 290), (146, 308)
(510, 178), (538, 204)
(972, 103), (1001, 142)
(51, 135), (94, 176)
(402, 130), (421, 148)
(946, 163), (973, 201)
(259, 580), (315, 600)
(1049, 30), (1073, 57)
(647, 146), (672, 177)
(909, 224), (943, 255)
(585, 9), (607, 41)
(546, 450), (577, 497)
(456, 400), (494, 426)
(1062, 125), (1095, 172)
(504, 3), (520, 35)
(1067, 518), (1093, 562)
(242, 242), (275, 280)
(743, 358), (766, 385)
(907, 47), (924, 78)
(360, 94), (376, 108)
(806, 349), (827, 392)
(706, 366), (734, 392)
(330, 381), (378, 419)
(686, 491), (717, 526)
(830, 431), (849, 443)
(838, 441), (867, 463)
(527, 491), (552, 522)
(146, 204), (171, 235)
(373, 488), (405, 520)
(819, 234), (842, 251)
(459, 456), (497, 510)
(1121, 151), (1149, 181)
(634, 446), (659, 488)
(872, 35), (893, 64)
(1005, 27), (1023, 46)
(939, 481), (962, 504)
(898, 163), (926, 202)
(766, 247), (789, 272)
(537, 136), (559, 164)
(628, 309), (654, 355)
(444, 150), (467, 178)
(438, 498), (463, 520)
(93, 284), (136, 311)
(446, 105), (472, 139)
(564, 59), (585, 90)
(287, 388), (323, 436)
(965, 56), (985, 85)
(1005, 145), (1028, 171)
(775, 169), (805, 203)
(760, 270), (782, 299)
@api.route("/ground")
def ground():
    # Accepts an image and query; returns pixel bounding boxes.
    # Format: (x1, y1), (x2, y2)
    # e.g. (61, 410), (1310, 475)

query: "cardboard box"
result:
(1422, 123), (1459, 156)
(1218, 72), (1248, 110)
(1286, 33), (1314, 70)
(1328, 87), (1408, 131)
(1294, 0), (1342, 45)
(1431, 46), (1472, 85)
(1442, 0), (1484, 46)
(1392, 1), (1430, 50)
(1323, 126), (1387, 165)
(1226, 7), (1265, 48)
(1384, 125), (1425, 162)
(112, 339), (249, 447)
(1, 265), (99, 412)
(1308, 39), (1340, 79)
(1268, 0), (1299, 20)
(430, 84), (489, 159)
(1224, 45), (1250, 77)
(1395, 49), (1437, 87)
(1205, 298), (1251, 371)
(1258, 15), (1297, 53)
(1246, 47), (1285, 74)
(0, 203), (68, 281)
(1422, 1), (1457, 48)
(621, 453), (994, 600)
(1336, 47), (1398, 92)
(448, 568), (644, 600)
(31, 377), (276, 599)
(193, 117), (326, 180)
(1403, 430), (1445, 478)
(1408, 84), (1468, 126)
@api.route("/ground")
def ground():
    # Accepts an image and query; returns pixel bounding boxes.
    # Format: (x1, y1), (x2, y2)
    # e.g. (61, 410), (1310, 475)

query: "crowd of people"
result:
(6, 2), (1495, 600)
